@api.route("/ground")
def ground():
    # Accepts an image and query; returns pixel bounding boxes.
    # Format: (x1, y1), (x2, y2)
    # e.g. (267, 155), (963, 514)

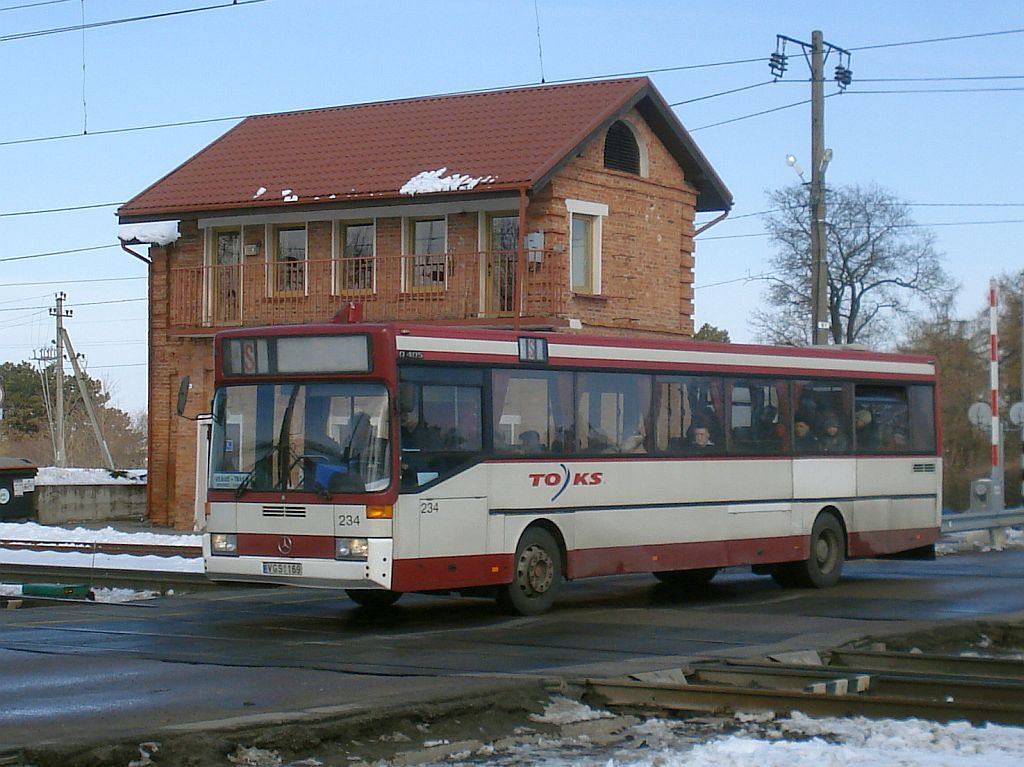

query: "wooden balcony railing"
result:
(168, 251), (562, 329)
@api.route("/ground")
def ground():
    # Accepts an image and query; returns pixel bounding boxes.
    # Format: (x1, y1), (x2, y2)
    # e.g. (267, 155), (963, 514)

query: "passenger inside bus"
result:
(687, 424), (715, 453)
(818, 413), (849, 453)
(794, 416), (819, 452)
(519, 430), (544, 453)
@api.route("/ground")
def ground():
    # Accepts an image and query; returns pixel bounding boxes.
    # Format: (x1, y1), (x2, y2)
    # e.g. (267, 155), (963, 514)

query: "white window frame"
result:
(333, 219), (377, 296)
(401, 214), (448, 293)
(265, 222), (308, 297)
(566, 199), (608, 295)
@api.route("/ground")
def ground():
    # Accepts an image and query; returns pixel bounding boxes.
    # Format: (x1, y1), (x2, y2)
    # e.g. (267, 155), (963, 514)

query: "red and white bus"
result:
(201, 322), (940, 614)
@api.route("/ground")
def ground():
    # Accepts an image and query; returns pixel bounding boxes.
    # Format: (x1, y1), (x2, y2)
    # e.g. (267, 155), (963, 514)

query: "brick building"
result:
(118, 77), (732, 529)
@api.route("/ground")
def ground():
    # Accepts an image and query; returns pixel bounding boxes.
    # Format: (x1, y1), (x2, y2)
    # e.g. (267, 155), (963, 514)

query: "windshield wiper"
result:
(234, 466), (258, 499)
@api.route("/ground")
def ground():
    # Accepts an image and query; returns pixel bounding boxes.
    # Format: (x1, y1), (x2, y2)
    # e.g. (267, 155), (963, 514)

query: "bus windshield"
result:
(209, 382), (391, 496)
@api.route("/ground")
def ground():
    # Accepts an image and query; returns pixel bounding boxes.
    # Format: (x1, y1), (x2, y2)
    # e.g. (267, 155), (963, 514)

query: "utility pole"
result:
(809, 30), (829, 346)
(771, 32), (852, 345)
(49, 292), (71, 467)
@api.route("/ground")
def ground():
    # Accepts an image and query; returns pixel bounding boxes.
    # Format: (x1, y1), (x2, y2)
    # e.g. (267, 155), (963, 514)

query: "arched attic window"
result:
(603, 120), (644, 175)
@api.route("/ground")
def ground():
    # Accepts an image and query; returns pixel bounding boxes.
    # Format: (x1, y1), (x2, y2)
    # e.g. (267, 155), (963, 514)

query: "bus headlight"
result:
(336, 537), (369, 560)
(210, 533), (237, 555)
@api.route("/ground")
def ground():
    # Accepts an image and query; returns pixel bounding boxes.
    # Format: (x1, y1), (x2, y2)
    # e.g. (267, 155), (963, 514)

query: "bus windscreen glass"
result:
(209, 382), (390, 495)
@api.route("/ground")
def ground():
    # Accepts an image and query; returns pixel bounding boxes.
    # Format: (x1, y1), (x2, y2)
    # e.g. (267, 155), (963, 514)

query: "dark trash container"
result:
(0, 457), (38, 520)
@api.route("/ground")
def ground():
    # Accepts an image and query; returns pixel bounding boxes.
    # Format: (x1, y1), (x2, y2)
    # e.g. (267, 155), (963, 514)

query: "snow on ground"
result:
(0, 520), (202, 573)
(419, 710), (1024, 767)
(35, 466), (146, 485)
(937, 527), (1024, 555)
(0, 583), (161, 602)
(0, 520), (199, 547)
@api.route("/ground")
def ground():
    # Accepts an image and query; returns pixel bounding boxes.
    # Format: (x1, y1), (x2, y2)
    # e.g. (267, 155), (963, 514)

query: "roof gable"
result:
(118, 78), (731, 221)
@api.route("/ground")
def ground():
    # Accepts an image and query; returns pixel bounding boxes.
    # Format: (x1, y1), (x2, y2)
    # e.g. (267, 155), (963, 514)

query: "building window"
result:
(566, 200), (607, 295)
(272, 224), (306, 295)
(405, 217), (447, 291)
(336, 221), (375, 294)
(603, 120), (642, 175)
(210, 228), (241, 324)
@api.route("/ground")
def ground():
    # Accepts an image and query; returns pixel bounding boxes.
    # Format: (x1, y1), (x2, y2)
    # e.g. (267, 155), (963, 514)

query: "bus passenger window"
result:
(854, 385), (912, 454)
(491, 370), (573, 456)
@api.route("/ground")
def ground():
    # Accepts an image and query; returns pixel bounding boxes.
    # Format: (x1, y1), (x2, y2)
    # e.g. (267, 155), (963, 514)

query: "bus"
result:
(200, 321), (940, 615)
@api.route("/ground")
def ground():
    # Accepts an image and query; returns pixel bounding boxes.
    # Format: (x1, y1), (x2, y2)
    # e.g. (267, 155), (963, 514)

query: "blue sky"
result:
(1, 0), (1021, 413)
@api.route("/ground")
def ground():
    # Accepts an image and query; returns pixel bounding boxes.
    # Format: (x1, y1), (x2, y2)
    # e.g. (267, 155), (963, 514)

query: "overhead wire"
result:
(0, 0), (273, 42)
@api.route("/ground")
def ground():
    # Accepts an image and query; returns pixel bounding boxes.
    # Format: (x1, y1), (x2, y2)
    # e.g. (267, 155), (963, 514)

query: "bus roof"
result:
(214, 322), (937, 381)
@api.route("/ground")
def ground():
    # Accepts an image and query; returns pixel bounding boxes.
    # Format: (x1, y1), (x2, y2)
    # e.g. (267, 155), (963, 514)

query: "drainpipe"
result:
(694, 209), (730, 237)
(119, 238), (152, 265)
(513, 187), (529, 331)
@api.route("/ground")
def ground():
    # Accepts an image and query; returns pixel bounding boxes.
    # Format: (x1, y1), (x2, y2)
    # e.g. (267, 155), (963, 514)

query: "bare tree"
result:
(753, 183), (956, 346)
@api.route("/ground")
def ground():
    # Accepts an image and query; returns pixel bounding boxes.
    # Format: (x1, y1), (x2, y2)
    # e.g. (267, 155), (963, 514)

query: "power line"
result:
(0, 201), (121, 217)
(690, 97), (810, 131)
(0, 114), (247, 148)
(0, 276), (146, 288)
(0, 0), (273, 43)
(849, 28), (1024, 52)
(0, 0), (70, 11)
(0, 296), (145, 314)
(848, 87), (1024, 95)
(0, 243), (115, 264)
(669, 80), (775, 107)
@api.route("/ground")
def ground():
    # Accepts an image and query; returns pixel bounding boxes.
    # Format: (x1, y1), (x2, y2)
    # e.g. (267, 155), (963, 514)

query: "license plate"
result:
(262, 561), (302, 576)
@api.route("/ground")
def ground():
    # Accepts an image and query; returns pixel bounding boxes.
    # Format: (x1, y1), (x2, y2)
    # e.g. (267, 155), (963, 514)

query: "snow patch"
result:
(0, 520), (200, 548)
(529, 696), (614, 725)
(253, 186), (267, 199)
(399, 167), (496, 196)
(281, 188), (299, 202)
(118, 221), (180, 246)
(36, 467), (146, 486)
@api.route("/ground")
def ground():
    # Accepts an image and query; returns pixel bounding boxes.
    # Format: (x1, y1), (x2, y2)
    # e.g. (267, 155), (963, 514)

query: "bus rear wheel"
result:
(497, 528), (563, 616)
(653, 568), (719, 588)
(345, 589), (402, 609)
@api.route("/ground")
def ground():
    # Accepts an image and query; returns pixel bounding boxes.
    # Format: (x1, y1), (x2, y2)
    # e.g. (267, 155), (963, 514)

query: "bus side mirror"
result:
(176, 376), (190, 417)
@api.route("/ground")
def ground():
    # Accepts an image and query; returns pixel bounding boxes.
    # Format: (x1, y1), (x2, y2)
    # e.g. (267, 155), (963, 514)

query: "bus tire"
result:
(345, 589), (402, 609)
(653, 568), (718, 588)
(796, 513), (845, 588)
(497, 527), (563, 616)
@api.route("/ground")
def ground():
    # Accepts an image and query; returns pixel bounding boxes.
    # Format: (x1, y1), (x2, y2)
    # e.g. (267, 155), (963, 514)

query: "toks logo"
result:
(529, 464), (603, 502)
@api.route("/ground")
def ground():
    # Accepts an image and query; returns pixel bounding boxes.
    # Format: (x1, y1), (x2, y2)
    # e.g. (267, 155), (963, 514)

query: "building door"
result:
(485, 214), (519, 316)
(212, 229), (241, 325)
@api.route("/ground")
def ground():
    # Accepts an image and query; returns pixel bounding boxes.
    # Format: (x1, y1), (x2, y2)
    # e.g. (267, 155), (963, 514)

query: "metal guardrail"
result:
(942, 507), (1024, 533)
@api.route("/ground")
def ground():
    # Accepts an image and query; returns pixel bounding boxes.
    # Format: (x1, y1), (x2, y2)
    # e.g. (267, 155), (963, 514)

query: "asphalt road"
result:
(2, 550), (1024, 754)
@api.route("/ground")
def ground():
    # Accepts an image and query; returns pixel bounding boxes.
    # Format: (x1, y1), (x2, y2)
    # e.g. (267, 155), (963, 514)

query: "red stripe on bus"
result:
(237, 533), (335, 559)
(391, 553), (513, 592)
(566, 536), (808, 579)
(843, 527), (938, 557)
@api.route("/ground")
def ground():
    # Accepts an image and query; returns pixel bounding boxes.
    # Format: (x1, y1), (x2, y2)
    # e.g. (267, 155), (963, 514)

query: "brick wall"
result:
(146, 111), (705, 528)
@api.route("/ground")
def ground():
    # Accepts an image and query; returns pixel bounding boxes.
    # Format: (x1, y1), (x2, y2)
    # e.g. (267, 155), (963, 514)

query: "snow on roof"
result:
(35, 467), (147, 486)
(399, 167), (496, 196)
(118, 221), (180, 246)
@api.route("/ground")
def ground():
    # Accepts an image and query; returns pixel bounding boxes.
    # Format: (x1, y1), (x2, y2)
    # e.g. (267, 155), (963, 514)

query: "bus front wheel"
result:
(497, 528), (563, 616)
(345, 589), (402, 609)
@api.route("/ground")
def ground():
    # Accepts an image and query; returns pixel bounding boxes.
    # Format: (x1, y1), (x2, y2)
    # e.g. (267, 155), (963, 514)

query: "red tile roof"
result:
(118, 78), (731, 221)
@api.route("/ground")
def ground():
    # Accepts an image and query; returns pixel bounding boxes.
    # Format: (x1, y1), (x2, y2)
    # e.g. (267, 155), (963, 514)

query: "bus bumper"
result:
(204, 537), (394, 589)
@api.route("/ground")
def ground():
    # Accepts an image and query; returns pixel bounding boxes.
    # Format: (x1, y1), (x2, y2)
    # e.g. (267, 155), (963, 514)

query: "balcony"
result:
(167, 251), (562, 330)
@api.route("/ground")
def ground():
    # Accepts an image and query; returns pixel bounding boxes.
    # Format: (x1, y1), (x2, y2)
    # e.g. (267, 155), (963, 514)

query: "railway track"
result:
(586, 648), (1024, 725)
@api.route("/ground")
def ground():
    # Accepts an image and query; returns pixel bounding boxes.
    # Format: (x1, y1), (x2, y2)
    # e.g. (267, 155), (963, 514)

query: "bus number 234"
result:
(420, 500), (439, 515)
